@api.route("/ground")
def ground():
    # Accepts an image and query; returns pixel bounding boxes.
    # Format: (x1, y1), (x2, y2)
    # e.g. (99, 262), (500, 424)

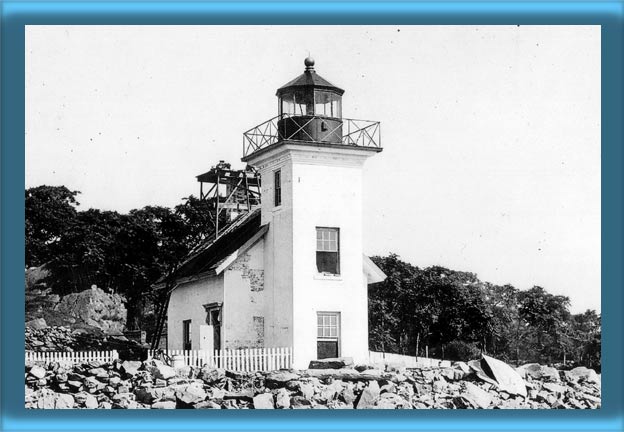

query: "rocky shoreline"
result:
(25, 356), (601, 409)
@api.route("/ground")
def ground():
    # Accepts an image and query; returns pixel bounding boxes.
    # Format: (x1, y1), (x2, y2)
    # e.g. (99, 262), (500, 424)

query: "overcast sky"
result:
(26, 25), (600, 313)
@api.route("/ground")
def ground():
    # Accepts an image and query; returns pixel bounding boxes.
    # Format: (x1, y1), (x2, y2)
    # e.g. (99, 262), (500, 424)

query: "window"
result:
(274, 170), (281, 207)
(182, 319), (192, 350)
(316, 227), (340, 275)
(317, 312), (340, 359)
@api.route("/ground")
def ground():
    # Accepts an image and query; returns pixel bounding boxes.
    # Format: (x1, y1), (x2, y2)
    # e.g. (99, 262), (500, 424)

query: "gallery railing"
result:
(243, 114), (381, 157)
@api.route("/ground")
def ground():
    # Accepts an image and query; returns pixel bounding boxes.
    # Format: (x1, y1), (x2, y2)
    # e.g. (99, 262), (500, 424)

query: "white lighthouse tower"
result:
(242, 57), (384, 368)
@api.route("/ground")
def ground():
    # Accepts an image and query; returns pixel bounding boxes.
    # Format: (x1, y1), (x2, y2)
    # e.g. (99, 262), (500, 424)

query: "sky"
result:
(25, 25), (601, 313)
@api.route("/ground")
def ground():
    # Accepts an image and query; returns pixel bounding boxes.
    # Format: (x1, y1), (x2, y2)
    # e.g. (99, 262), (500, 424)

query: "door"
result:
(210, 309), (221, 350)
(317, 312), (340, 359)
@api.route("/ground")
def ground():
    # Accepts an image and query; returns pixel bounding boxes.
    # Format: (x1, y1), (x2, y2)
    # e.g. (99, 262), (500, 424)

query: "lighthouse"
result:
(242, 57), (384, 367)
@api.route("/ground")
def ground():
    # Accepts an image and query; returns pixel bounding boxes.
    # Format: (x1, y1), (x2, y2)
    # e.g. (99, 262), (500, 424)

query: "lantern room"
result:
(275, 57), (345, 144)
(242, 57), (381, 159)
(277, 57), (343, 118)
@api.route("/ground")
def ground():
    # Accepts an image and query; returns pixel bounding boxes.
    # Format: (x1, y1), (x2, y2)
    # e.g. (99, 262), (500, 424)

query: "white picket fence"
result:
(25, 350), (119, 365)
(148, 347), (292, 372)
(369, 351), (450, 368)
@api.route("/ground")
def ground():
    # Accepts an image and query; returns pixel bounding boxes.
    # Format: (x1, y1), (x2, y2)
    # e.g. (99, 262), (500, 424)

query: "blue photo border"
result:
(2, 1), (622, 431)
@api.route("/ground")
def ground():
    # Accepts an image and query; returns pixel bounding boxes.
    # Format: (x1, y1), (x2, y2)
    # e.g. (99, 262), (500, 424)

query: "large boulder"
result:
(480, 355), (527, 397)
(53, 285), (126, 334)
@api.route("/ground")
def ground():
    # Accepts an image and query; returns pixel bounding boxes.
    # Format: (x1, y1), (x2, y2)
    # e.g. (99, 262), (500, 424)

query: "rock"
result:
(146, 361), (176, 380)
(290, 395), (312, 409)
(440, 368), (455, 381)
(54, 393), (75, 409)
(253, 392), (275, 409)
(35, 389), (57, 409)
(194, 400), (221, 409)
(517, 363), (542, 379)
(455, 362), (471, 374)
(198, 367), (225, 384)
(542, 382), (566, 395)
(308, 357), (354, 369)
(462, 382), (492, 409)
(225, 370), (250, 380)
(432, 377), (447, 393)
(390, 373), (407, 383)
(275, 388), (290, 408)
(55, 373), (68, 383)
(319, 381), (343, 402)
(29, 366), (47, 379)
(298, 382), (315, 399)
(468, 359), (501, 387)
(224, 389), (254, 401)
(303, 368), (387, 381)
(151, 401), (176, 409)
(540, 366), (560, 382)
(480, 354), (527, 397)
(355, 381), (380, 409)
(380, 382), (396, 394)
(74, 392), (99, 409)
(374, 392), (411, 409)
(536, 390), (558, 405)
(121, 361), (142, 377)
(67, 380), (83, 392)
(340, 385), (357, 405)
(175, 383), (207, 405)
(222, 399), (239, 409)
(566, 367), (600, 384)
(135, 387), (176, 404)
(54, 286), (126, 334)
(211, 388), (226, 399)
(265, 371), (299, 387)
(174, 365), (192, 378)
(396, 382), (414, 400)
(26, 318), (48, 330)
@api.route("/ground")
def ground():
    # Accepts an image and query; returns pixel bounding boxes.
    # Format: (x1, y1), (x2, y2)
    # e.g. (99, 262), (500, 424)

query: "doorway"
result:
(202, 302), (222, 351)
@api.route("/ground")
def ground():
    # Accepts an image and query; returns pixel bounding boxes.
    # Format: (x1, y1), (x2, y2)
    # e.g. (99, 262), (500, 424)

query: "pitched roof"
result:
(276, 70), (344, 96)
(166, 208), (265, 283)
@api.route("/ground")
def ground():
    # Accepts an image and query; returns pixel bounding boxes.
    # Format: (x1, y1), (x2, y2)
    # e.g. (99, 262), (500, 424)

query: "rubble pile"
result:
(26, 326), (145, 355)
(25, 356), (601, 410)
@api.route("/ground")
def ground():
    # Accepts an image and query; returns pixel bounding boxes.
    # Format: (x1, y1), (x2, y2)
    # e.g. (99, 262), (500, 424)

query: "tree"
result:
(517, 286), (571, 363)
(568, 309), (601, 369)
(482, 283), (519, 359)
(25, 186), (80, 267)
(41, 194), (218, 330)
(369, 256), (494, 359)
(368, 254), (416, 353)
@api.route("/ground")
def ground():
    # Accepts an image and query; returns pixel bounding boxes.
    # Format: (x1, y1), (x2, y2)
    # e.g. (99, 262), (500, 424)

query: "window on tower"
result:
(316, 227), (340, 275)
(274, 170), (281, 207)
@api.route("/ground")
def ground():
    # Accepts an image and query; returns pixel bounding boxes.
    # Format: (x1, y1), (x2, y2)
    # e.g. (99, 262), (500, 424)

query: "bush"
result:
(443, 341), (481, 361)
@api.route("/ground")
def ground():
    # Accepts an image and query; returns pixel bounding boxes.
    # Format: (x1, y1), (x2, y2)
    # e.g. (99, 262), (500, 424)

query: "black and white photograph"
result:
(24, 25), (601, 410)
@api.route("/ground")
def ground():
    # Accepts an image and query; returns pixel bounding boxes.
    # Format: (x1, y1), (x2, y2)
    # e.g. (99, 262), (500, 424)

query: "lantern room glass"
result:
(279, 90), (341, 118)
